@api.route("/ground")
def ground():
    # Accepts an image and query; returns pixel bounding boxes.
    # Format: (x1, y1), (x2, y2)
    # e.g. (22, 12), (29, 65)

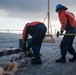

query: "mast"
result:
(47, 0), (50, 34)
(43, 0), (55, 43)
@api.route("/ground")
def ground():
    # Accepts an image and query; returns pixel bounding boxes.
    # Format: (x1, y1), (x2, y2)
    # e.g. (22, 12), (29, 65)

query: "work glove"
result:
(60, 30), (63, 34)
(23, 40), (31, 52)
(26, 44), (30, 51)
(23, 41), (26, 51)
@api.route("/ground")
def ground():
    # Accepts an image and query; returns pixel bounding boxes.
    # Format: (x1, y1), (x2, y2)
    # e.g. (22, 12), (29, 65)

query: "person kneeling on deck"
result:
(55, 4), (76, 63)
(22, 21), (47, 64)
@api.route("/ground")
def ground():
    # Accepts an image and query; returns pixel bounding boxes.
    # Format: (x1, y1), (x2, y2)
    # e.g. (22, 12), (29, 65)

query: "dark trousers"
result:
(60, 27), (76, 55)
(30, 24), (47, 57)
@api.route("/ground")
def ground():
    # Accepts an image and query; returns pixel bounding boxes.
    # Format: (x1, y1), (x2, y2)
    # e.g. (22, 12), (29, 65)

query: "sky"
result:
(0, 0), (76, 33)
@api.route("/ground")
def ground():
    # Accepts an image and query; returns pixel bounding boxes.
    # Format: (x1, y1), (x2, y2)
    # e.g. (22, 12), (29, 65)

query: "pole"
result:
(48, 0), (49, 34)
(7, 29), (9, 43)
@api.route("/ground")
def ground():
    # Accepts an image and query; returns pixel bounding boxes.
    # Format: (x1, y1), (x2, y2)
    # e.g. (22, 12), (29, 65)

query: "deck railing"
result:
(0, 29), (60, 43)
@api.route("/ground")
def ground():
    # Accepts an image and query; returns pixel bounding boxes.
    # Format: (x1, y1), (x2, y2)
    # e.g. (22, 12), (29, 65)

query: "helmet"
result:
(55, 4), (68, 12)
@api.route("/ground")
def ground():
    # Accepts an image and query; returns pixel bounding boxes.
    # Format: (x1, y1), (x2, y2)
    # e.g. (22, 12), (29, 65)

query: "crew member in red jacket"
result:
(22, 21), (47, 64)
(55, 4), (76, 63)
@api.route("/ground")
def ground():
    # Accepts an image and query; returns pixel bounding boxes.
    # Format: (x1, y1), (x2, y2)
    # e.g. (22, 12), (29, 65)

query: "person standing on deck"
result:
(55, 4), (76, 63)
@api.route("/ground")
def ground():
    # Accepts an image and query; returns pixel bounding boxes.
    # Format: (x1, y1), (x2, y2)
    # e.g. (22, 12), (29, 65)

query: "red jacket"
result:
(58, 10), (76, 31)
(22, 21), (43, 42)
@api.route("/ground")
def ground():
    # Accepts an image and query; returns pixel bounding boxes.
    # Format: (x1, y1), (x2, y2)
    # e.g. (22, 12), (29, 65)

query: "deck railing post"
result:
(7, 29), (9, 43)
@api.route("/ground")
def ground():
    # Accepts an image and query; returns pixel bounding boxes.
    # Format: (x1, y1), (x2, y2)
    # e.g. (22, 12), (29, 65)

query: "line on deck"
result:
(41, 53), (59, 68)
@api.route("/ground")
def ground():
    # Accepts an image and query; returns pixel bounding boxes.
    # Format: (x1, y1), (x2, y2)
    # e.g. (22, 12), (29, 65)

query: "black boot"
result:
(55, 55), (66, 63)
(31, 56), (42, 64)
(69, 54), (76, 62)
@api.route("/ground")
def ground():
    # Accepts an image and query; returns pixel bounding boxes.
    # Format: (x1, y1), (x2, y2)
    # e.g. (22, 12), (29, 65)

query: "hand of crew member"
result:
(60, 30), (63, 33)
(23, 41), (26, 51)
(60, 30), (63, 36)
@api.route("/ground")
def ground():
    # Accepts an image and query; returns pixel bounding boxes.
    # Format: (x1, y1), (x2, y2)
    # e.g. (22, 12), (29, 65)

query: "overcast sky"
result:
(0, 0), (76, 33)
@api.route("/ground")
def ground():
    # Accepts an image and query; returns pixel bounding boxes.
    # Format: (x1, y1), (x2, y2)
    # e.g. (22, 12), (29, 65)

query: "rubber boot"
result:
(31, 56), (42, 64)
(55, 54), (66, 63)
